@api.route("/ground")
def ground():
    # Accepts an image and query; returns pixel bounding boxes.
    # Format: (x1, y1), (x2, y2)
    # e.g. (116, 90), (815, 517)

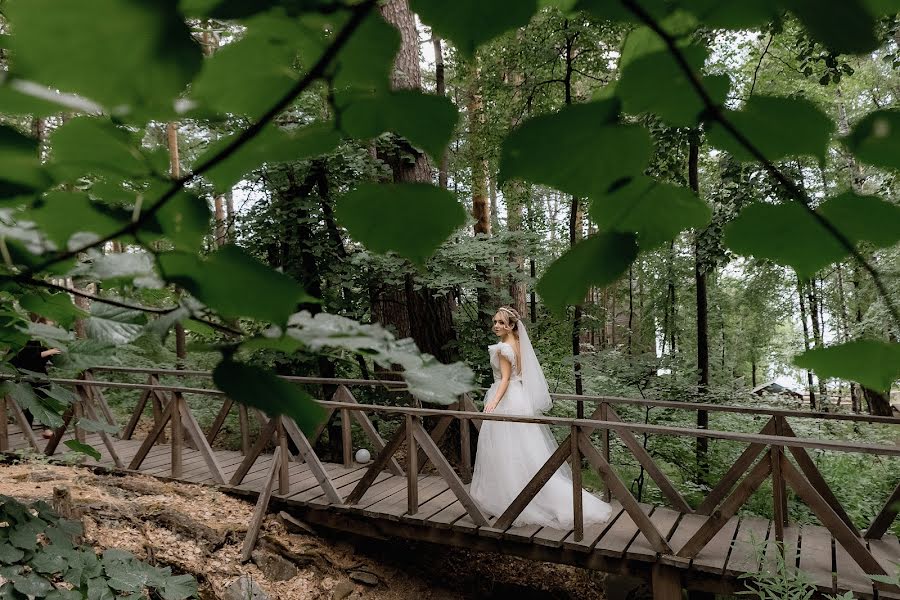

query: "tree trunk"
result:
(806, 278), (828, 405)
(165, 121), (188, 369)
(214, 196), (226, 248)
(469, 66), (493, 328)
(797, 277), (817, 409)
(432, 33), (449, 190)
(373, 0), (457, 364)
(690, 133), (709, 481)
(835, 263), (860, 412)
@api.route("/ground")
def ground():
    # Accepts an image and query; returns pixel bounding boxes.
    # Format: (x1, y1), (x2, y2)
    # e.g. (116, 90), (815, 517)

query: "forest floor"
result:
(0, 457), (609, 600)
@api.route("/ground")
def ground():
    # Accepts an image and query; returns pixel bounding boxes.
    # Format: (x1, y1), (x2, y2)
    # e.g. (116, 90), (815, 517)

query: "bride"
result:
(470, 306), (612, 529)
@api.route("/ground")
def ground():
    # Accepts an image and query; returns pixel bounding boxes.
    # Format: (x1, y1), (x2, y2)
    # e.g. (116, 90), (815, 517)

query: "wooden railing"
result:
(2, 365), (900, 592)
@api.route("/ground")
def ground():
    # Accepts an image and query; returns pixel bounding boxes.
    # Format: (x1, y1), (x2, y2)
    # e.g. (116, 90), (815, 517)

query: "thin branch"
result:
(619, 0), (900, 331)
(18, 0), (377, 279)
(748, 33), (774, 97)
(2, 275), (243, 337)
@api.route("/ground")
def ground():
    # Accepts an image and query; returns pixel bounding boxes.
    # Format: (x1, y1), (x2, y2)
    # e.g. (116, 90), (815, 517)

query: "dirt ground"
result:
(0, 457), (607, 599)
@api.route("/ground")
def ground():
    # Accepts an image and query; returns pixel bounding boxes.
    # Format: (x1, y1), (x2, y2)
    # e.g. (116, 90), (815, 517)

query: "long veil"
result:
(517, 321), (553, 414)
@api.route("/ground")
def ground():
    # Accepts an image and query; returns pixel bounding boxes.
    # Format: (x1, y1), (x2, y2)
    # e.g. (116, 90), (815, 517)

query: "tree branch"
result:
(619, 0), (900, 331)
(19, 0), (377, 279)
(2, 274), (244, 337)
(749, 32), (774, 97)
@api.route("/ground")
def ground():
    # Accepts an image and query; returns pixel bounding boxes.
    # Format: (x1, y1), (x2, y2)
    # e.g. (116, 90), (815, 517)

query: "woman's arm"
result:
(40, 348), (61, 358)
(485, 356), (512, 413)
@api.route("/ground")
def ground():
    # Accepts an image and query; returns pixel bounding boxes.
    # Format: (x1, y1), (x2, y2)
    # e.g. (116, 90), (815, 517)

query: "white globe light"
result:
(355, 448), (371, 464)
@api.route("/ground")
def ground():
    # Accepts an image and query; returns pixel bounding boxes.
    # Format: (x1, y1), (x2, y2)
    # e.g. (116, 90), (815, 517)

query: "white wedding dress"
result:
(469, 340), (613, 529)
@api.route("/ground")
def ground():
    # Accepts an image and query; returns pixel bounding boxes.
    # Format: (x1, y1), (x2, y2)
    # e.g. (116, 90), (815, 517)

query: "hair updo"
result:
(497, 306), (521, 335)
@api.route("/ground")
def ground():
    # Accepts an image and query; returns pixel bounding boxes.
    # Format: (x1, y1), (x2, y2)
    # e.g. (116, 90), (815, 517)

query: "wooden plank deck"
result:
(6, 426), (900, 599)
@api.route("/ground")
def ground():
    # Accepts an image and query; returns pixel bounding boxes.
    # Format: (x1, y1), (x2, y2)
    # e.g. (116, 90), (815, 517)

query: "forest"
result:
(0, 0), (900, 598)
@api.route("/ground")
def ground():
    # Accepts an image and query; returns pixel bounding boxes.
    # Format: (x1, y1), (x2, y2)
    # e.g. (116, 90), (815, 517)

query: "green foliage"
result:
(499, 99), (651, 198)
(0, 495), (197, 599)
(537, 233), (638, 314)
(158, 245), (313, 325)
(4, 0), (202, 120)
(335, 183), (466, 265)
(793, 340), (900, 393)
(843, 110), (900, 171)
(590, 176), (711, 248)
(212, 358), (325, 433)
(410, 0), (539, 58)
(706, 96), (835, 163)
(339, 90), (459, 165)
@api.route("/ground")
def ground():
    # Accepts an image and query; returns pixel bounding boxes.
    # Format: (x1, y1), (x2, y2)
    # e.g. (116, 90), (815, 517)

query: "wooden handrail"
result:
(7, 367), (898, 589)
(83, 366), (900, 425)
(11, 373), (899, 456)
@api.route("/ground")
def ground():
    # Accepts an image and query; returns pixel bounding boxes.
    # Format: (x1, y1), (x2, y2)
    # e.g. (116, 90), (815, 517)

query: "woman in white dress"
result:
(469, 306), (613, 529)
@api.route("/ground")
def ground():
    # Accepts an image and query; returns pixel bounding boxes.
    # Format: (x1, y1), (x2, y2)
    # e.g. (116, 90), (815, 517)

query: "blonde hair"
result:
(496, 306), (521, 335)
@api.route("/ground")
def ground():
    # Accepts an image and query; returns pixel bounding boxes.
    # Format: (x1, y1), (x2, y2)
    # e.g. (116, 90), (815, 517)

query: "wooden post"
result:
(772, 416), (788, 544)
(651, 564), (682, 600)
(171, 393), (183, 478)
(0, 396), (8, 452)
(572, 425), (583, 542)
(600, 401), (610, 501)
(459, 416), (472, 483)
(73, 402), (85, 444)
(277, 417), (289, 496)
(341, 408), (353, 467)
(239, 404), (250, 455)
(406, 415), (418, 515)
(240, 447), (282, 563)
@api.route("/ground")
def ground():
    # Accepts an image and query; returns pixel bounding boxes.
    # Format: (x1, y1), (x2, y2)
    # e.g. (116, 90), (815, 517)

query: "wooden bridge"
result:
(2, 366), (900, 599)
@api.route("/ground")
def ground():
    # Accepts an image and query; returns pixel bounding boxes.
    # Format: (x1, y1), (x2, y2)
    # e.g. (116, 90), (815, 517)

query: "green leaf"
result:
(341, 90), (458, 165)
(589, 176), (711, 248)
(574, 0), (671, 24)
(0, 85), (77, 118)
(49, 118), (149, 180)
(10, 573), (53, 598)
(72, 252), (163, 289)
(75, 418), (120, 435)
(331, 14), (400, 92)
(335, 183), (466, 265)
(617, 45), (730, 127)
(706, 95), (835, 163)
(724, 202), (847, 278)
(786, 0), (879, 54)
(158, 574), (198, 600)
(84, 303), (147, 345)
(682, 0), (778, 28)
(843, 110), (900, 171)
(537, 232), (638, 315)
(63, 440), (102, 461)
(86, 577), (114, 600)
(144, 189), (212, 253)
(0, 544), (24, 565)
(0, 382), (64, 429)
(5, 0), (202, 119)
(409, 0), (538, 58)
(50, 340), (117, 374)
(18, 292), (87, 329)
(27, 191), (129, 250)
(213, 359), (325, 434)
(157, 245), (312, 324)
(499, 100), (651, 198)
(817, 193), (900, 248)
(199, 124), (340, 194)
(30, 549), (68, 575)
(8, 519), (44, 550)
(190, 33), (297, 118)
(0, 125), (50, 194)
(793, 340), (900, 393)
(285, 311), (475, 405)
(45, 591), (82, 600)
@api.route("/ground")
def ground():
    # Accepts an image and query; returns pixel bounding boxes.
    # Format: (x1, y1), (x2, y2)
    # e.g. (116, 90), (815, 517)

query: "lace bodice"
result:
(488, 342), (520, 382)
